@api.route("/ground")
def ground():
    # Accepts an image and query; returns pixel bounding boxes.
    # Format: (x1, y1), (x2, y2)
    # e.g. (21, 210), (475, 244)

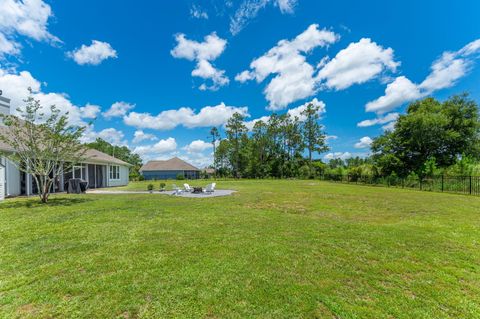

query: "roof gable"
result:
(140, 157), (199, 171)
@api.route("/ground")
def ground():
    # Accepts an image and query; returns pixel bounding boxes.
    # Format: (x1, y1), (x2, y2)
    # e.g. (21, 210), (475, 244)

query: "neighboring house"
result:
(140, 157), (200, 180)
(0, 94), (131, 199)
(202, 167), (215, 178)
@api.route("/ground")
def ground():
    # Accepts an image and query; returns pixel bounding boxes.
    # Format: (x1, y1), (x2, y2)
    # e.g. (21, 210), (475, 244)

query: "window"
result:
(109, 165), (120, 180)
(73, 165), (83, 179)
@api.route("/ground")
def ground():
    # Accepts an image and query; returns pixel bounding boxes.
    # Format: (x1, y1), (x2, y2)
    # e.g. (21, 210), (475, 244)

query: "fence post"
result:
(470, 176), (472, 195)
(420, 178), (422, 191)
(441, 175), (444, 192)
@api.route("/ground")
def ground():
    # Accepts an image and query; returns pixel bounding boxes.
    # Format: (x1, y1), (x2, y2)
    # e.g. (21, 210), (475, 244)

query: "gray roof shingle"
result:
(140, 157), (199, 172)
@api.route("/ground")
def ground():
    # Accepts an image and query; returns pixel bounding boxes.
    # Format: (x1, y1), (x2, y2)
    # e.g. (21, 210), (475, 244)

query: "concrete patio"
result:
(87, 189), (236, 197)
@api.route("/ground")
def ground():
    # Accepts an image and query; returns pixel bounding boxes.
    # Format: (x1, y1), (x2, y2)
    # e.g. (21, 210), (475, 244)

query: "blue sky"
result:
(0, 0), (479, 167)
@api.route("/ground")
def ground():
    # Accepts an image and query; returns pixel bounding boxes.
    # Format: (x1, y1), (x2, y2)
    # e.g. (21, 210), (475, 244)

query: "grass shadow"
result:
(1, 197), (94, 209)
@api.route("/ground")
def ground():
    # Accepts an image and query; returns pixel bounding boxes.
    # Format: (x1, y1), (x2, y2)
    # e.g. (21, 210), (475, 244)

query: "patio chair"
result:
(184, 183), (193, 192)
(172, 184), (184, 195)
(203, 183), (216, 194)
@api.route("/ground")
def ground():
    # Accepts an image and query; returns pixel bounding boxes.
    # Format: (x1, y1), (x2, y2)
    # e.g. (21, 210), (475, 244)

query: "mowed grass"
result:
(1, 180), (480, 318)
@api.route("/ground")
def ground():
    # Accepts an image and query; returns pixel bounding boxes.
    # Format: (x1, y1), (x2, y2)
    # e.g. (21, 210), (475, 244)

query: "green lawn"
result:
(1, 180), (480, 318)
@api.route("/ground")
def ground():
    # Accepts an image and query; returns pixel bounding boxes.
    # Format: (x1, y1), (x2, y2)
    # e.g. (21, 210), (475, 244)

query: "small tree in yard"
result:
(0, 92), (87, 203)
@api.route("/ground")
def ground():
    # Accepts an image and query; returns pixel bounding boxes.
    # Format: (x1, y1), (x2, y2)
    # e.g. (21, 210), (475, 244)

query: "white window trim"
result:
(109, 165), (120, 180)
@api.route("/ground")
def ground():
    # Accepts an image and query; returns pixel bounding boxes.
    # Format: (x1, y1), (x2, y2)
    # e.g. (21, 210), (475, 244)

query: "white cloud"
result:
(326, 135), (338, 140)
(324, 152), (352, 161)
(0, 0), (60, 57)
(244, 115), (270, 130)
(79, 104), (101, 119)
(190, 4), (208, 19)
(230, 0), (298, 35)
(183, 140), (212, 153)
(0, 69), (99, 126)
(96, 128), (126, 146)
(286, 97), (326, 121)
(382, 121), (396, 131)
(103, 101), (135, 119)
(133, 137), (177, 156)
(171, 32), (229, 90)
(132, 130), (157, 144)
(354, 136), (373, 149)
(68, 40), (117, 66)
(317, 38), (399, 90)
(124, 102), (249, 131)
(244, 98), (326, 130)
(366, 39), (480, 114)
(0, 32), (20, 58)
(357, 112), (399, 127)
(236, 24), (339, 110)
(191, 59), (229, 90)
(365, 76), (421, 114)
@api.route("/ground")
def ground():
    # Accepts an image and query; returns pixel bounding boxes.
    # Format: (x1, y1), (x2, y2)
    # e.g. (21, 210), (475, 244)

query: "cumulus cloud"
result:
(366, 39), (480, 114)
(354, 136), (373, 149)
(79, 104), (101, 119)
(68, 40), (117, 65)
(236, 24), (339, 110)
(0, 0), (60, 57)
(183, 140), (212, 153)
(324, 152), (352, 161)
(317, 38), (399, 90)
(0, 68), (99, 126)
(124, 102), (249, 130)
(133, 137), (177, 157)
(230, 0), (298, 35)
(244, 115), (270, 130)
(103, 101), (135, 119)
(286, 97), (326, 121)
(96, 128), (126, 146)
(171, 32), (229, 90)
(132, 130), (157, 144)
(365, 76), (421, 114)
(357, 112), (399, 127)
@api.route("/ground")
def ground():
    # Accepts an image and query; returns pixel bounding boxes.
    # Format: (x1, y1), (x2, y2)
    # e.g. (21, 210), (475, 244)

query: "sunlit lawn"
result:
(1, 180), (480, 318)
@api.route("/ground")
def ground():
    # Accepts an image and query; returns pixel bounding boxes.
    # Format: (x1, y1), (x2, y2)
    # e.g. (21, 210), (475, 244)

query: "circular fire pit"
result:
(192, 187), (203, 193)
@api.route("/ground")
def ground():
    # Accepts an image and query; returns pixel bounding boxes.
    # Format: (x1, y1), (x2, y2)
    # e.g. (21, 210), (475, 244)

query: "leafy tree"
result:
(86, 138), (143, 180)
(0, 93), (86, 203)
(372, 94), (480, 177)
(301, 103), (329, 167)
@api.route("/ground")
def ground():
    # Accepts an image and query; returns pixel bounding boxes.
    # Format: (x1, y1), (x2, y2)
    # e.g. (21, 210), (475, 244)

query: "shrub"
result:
(147, 184), (154, 191)
(138, 175), (145, 181)
(160, 182), (166, 191)
(176, 173), (185, 180)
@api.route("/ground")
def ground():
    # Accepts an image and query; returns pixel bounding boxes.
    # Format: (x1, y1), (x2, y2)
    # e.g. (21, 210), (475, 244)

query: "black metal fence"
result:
(319, 174), (480, 196)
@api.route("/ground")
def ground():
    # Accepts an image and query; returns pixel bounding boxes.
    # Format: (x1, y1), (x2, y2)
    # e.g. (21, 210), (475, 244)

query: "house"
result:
(202, 167), (216, 178)
(140, 157), (200, 180)
(0, 94), (131, 199)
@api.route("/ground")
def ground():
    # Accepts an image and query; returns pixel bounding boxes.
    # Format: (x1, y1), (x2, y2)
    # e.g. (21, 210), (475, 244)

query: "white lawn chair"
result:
(184, 183), (193, 192)
(203, 182), (216, 194)
(172, 184), (184, 195)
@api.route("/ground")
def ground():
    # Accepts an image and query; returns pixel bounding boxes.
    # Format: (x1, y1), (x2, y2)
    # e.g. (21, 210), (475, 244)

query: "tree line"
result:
(210, 103), (329, 178)
(210, 94), (480, 180)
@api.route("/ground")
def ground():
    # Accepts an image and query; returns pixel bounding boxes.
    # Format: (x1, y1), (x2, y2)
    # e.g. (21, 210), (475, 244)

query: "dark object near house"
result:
(65, 178), (89, 194)
(193, 187), (203, 193)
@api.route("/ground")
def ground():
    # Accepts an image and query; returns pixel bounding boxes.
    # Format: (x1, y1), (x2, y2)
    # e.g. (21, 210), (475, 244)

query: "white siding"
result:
(0, 165), (4, 201)
(107, 165), (129, 187)
(6, 158), (21, 196)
